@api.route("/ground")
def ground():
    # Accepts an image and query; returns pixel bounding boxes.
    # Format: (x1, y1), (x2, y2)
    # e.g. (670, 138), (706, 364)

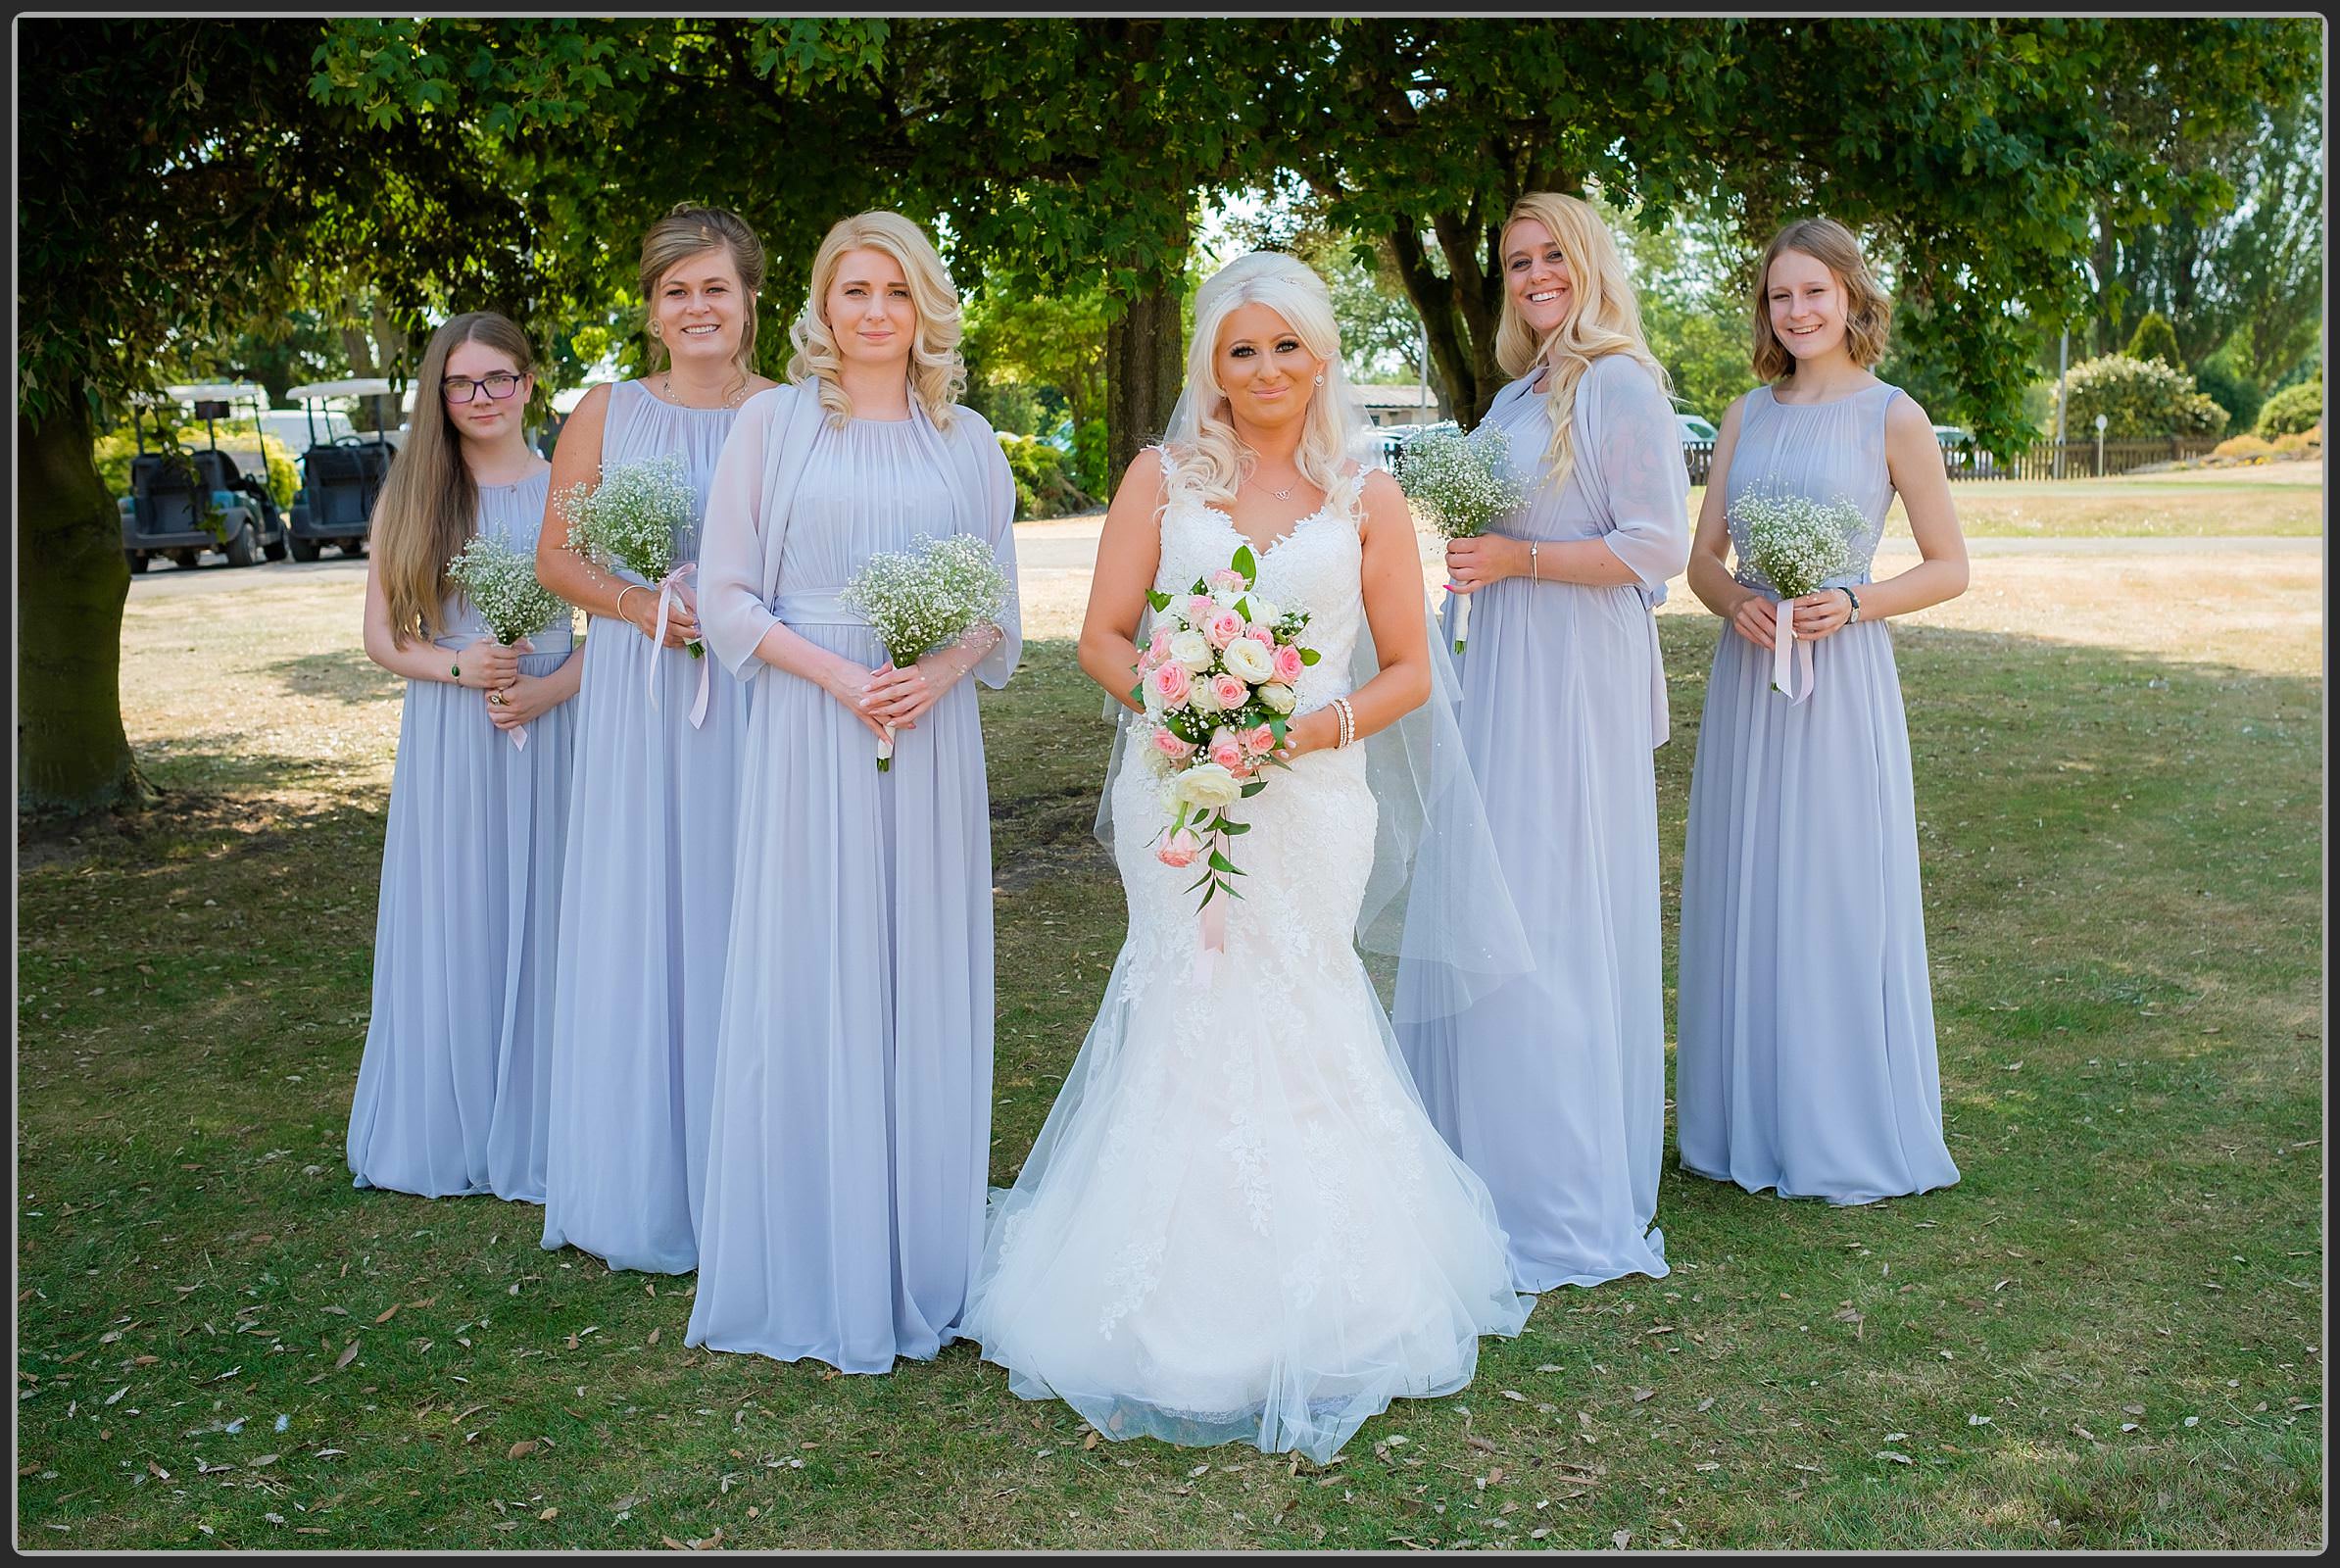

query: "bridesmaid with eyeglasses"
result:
(349, 311), (578, 1202)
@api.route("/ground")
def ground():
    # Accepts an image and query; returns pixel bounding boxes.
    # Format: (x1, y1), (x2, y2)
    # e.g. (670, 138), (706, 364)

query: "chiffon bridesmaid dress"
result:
(686, 384), (1020, 1371)
(1674, 379), (1961, 1203)
(349, 466), (577, 1202)
(539, 379), (755, 1272)
(1396, 352), (1687, 1290)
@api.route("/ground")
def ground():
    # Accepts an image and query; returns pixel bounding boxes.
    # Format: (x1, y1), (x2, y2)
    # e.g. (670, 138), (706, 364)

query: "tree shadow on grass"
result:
(263, 645), (403, 707)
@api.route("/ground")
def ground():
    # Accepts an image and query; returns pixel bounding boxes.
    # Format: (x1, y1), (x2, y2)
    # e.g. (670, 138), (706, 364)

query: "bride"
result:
(960, 251), (1535, 1462)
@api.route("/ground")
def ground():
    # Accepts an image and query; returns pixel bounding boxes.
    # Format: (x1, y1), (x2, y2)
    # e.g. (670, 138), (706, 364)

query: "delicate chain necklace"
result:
(661, 371), (748, 410)
(1245, 471), (1300, 503)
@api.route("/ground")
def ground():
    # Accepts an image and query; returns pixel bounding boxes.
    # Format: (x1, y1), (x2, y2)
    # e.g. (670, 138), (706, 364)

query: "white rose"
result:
(1258, 681), (1296, 714)
(1220, 637), (1275, 683)
(1188, 678), (1224, 714)
(1212, 587), (1245, 612)
(1170, 629), (1214, 672)
(1172, 762), (1243, 808)
(1246, 597), (1281, 624)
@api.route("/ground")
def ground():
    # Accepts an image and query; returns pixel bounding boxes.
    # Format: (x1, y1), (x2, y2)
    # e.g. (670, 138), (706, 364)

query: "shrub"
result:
(1072, 416), (1109, 499)
(2123, 312), (2183, 368)
(2056, 354), (2229, 439)
(2189, 359), (2264, 435)
(2256, 376), (2324, 439)
(996, 431), (1094, 520)
(2212, 433), (2275, 460)
(2270, 426), (2320, 455)
(94, 419), (299, 509)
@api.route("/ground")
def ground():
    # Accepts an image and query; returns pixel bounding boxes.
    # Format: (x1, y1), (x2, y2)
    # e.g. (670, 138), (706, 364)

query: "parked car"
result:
(282, 378), (404, 561)
(1677, 413), (1720, 445)
(1932, 423), (2000, 476)
(119, 383), (290, 573)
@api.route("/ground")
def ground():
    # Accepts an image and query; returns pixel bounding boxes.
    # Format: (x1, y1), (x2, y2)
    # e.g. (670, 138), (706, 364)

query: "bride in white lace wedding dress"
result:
(960, 253), (1532, 1463)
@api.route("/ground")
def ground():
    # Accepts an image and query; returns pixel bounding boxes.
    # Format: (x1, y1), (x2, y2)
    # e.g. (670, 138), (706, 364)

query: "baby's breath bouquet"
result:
(557, 451), (703, 659)
(1393, 424), (1530, 653)
(445, 533), (567, 750)
(1733, 490), (1860, 701)
(839, 531), (1012, 771)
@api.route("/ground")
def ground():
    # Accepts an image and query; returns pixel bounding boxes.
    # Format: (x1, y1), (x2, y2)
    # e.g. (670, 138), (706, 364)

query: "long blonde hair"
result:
(1159, 250), (1361, 515)
(639, 204), (766, 391)
(1750, 217), (1892, 381)
(1493, 191), (1671, 493)
(373, 311), (536, 646)
(787, 211), (965, 430)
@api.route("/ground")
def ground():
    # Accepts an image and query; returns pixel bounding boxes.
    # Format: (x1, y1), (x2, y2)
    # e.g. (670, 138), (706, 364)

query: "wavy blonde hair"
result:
(373, 311), (536, 647)
(1159, 250), (1362, 516)
(1750, 217), (1892, 381)
(1494, 191), (1672, 493)
(787, 211), (965, 430)
(639, 204), (766, 393)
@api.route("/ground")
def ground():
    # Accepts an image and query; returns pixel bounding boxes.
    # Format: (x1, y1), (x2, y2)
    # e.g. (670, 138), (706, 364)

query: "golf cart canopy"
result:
(285, 377), (414, 404)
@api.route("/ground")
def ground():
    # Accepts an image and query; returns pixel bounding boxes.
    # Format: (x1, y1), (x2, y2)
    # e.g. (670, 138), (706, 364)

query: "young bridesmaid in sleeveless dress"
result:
(690, 212), (1020, 1371)
(1675, 218), (1971, 1204)
(535, 207), (780, 1272)
(349, 312), (579, 1202)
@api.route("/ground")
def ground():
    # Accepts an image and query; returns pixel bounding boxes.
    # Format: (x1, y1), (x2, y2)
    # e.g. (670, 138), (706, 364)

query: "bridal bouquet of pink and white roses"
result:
(1129, 543), (1320, 913)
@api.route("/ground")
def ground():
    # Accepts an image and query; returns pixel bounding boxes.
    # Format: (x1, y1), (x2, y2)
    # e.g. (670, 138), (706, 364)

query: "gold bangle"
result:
(1530, 541), (1539, 581)
(614, 583), (641, 621)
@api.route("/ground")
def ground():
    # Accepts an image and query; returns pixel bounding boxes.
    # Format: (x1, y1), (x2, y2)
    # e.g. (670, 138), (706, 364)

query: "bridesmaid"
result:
(690, 210), (1020, 1371)
(350, 311), (578, 1202)
(1675, 216), (1969, 1203)
(1396, 191), (1687, 1290)
(536, 205), (779, 1271)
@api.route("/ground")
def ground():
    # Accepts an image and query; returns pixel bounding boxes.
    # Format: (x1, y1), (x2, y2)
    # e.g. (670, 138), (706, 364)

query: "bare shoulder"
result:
(1718, 390), (1753, 438)
(1356, 464), (1406, 514)
(1883, 391), (1934, 435)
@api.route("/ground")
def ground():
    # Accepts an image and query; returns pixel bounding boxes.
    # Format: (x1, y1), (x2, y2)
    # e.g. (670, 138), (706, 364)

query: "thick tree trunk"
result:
(1387, 213), (1510, 426)
(1104, 262), (1189, 488)
(18, 399), (152, 818)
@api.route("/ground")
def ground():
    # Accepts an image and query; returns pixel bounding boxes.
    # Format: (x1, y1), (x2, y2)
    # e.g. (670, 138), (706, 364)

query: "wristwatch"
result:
(1840, 586), (1862, 624)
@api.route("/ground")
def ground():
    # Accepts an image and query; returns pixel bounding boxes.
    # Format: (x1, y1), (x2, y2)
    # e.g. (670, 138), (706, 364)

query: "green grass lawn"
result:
(1684, 471), (2323, 538)
(16, 572), (2323, 1549)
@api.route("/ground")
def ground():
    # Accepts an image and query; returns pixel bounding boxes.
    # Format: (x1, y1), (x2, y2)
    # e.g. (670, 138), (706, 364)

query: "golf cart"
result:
(282, 377), (406, 562)
(118, 381), (290, 573)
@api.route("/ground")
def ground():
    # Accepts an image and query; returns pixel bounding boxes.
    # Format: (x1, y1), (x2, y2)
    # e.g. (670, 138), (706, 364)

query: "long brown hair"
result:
(1750, 218), (1892, 382)
(374, 311), (537, 646)
(640, 204), (767, 389)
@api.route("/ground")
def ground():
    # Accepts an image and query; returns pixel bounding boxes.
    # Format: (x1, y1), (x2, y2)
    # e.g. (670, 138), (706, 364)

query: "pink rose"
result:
(1156, 827), (1203, 869)
(1150, 726), (1195, 760)
(1245, 624), (1276, 646)
(1185, 594), (1217, 624)
(1271, 644), (1305, 683)
(1148, 626), (1176, 661)
(1148, 661), (1193, 706)
(1244, 722), (1276, 755)
(1209, 731), (1244, 770)
(1210, 567), (1247, 592)
(1206, 611), (1246, 650)
(1210, 672), (1248, 710)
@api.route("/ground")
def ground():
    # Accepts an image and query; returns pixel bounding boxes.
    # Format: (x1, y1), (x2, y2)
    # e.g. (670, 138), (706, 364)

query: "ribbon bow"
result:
(646, 563), (712, 729)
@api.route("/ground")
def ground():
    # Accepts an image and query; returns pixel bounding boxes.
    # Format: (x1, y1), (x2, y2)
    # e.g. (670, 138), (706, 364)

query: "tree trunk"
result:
(1104, 264), (1189, 489)
(1386, 214), (1510, 425)
(18, 398), (152, 818)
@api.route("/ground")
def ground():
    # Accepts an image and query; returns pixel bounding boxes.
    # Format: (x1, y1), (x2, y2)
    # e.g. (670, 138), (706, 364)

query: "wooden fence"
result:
(1681, 436), (2223, 486)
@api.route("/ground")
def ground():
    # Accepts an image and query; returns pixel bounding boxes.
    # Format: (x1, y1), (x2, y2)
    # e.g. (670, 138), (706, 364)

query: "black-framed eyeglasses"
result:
(443, 371), (525, 404)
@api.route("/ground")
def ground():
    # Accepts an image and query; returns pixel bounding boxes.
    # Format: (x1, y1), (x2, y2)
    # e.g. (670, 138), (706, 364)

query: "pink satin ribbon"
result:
(647, 563), (711, 729)
(1771, 603), (1816, 705)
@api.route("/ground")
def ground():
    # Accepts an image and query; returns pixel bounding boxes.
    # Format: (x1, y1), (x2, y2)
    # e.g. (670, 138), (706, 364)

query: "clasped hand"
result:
(823, 653), (962, 744)
(621, 580), (701, 649)
(456, 635), (531, 690)
(1444, 535), (1528, 593)
(1730, 589), (1853, 652)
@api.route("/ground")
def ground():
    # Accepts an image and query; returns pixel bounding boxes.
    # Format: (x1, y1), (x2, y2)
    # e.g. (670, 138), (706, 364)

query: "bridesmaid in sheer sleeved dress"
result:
(1675, 218), (1969, 1204)
(349, 312), (581, 1202)
(1396, 193), (1685, 1291)
(689, 211), (1020, 1372)
(535, 207), (779, 1272)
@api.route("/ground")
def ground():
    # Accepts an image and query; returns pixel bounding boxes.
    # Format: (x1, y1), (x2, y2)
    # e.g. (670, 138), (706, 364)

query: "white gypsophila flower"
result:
(1172, 762), (1243, 808)
(1735, 491), (1860, 599)
(1257, 681), (1296, 714)
(1220, 637), (1275, 683)
(1394, 423), (1529, 541)
(445, 533), (566, 646)
(558, 451), (697, 583)
(1170, 629), (1214, 671)
(838, 531), (1012, 667)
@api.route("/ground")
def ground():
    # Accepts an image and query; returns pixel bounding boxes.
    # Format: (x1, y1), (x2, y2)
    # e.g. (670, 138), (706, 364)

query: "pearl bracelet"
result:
(1331, 696), (1355, 750)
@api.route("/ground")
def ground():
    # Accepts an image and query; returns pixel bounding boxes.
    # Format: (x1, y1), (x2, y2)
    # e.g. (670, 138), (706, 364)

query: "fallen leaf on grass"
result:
(334, 1342), (360, 1369)
(648, 1329), (660, 1348)
(2121, 1403), (2145, 1416)
(1612, 1530), (1633, 1548)
(373, 1304), (399, 1325)
(540, 1507), (558, 1520)
(1084, 1431), (1099, 1450)
(509, 1440), (538, 1459)
(1631, 1388), (1654, 1402)
(1874, 1450), (1912, 1464)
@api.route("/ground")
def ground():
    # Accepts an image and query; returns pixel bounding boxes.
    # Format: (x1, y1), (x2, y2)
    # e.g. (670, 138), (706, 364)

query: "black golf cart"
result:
(118, 382), (290, 573)
(282, 377), (404, 562)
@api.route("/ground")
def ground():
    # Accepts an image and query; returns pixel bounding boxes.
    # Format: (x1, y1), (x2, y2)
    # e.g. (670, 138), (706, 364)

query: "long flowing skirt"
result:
(1674, 615), (1960, 1203)
(685, 624), (995, 1371)
(540, 622), (750, 1271)
(348, 648), (575, 1201)
(963, 741), (1532, 1464)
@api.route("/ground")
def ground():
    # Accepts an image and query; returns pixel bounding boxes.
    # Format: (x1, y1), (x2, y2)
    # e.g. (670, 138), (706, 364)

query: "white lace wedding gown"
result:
(960, 472), (1533, 1463)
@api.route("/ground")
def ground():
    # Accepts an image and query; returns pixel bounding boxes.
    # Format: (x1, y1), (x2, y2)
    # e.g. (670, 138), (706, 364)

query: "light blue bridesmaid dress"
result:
(1674, 379), (1961, 1203)
(1396, 353), (1687, 1290)
(348, 466), (576, 1202)
(685, 391), (1019, 1373)
(539, 379), (755, 1272)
